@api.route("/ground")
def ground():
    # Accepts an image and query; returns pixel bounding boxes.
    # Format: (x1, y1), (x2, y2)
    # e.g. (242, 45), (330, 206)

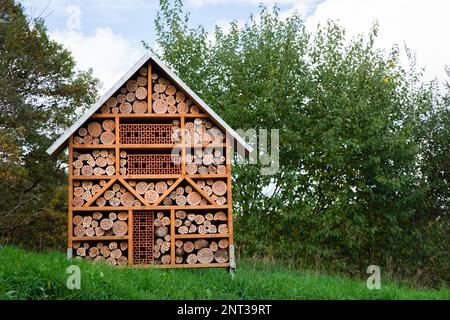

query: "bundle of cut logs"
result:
(185, 147), (227, 175)
(195, 179), (227, 205)
(175, 238), (229, 265)
(73, 211), (129, 237)
(185, 118), (225, 144)
(151, 74), (199, 114)
(94, 182), (141, 208)
(153, 211), (171, 265)
(162, 184), (208, 207)
(73, 120), (116, 145)
(174, 211), (228, 235)
(73, 149), (116, 177)
(73, 241), (128, 266)
(128, 180), (175, 205)
(99, 67), (149, 114)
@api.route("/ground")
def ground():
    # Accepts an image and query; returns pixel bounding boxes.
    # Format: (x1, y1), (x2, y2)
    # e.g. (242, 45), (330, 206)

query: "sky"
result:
(20, 0), (449, 94)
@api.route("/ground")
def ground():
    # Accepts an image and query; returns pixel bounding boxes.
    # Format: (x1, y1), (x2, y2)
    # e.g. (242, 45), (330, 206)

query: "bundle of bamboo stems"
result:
(73, 241), (128, 266)
(153, 211), (171, 265)
(72, 150), (115, 177)
(175, 238), (229, 265)
(174, 210), (228, 235)
(99, 67), (149, 114)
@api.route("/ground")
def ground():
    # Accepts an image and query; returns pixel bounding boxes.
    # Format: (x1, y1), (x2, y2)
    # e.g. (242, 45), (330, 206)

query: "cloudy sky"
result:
(21, 0), (449, 94)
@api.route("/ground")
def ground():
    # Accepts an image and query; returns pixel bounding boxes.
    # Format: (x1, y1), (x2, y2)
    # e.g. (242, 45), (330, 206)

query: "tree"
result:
(152, 1), (448, 284)
(0, 0), (98, 249)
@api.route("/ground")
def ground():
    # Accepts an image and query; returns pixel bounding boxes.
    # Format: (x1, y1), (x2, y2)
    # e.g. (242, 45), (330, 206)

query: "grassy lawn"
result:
(0, 246), (448, 300)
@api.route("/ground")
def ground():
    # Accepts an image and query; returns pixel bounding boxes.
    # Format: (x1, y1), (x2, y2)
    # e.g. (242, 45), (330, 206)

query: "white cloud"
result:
(50, 28), (144, 93)
(302, 0), (450, 82)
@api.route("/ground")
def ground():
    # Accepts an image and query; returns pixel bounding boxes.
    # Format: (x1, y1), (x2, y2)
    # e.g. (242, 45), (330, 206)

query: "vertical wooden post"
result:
(170, 208), (175, 266)
(148, 61), (152, 113)
(68, 137), (74, 258)
(128, 209), (134, 266)
(115, 116), (120, 176)
(226, 135), (234, 247)
(181, 116), (186, 176)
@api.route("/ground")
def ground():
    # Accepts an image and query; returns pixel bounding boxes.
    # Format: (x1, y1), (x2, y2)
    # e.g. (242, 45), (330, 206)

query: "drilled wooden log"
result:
(102, 119), (116, 132)
(218, 239), (229, 249)
(155, 181), (168, 194)
(113, 221), (128, 236)
(175, 247), (184, 256)
(187, 192), (202, 206)
(194, 215), (205, 225)
(175, 240), (183, 248)
(214, 249), (228, 263)
(218, 224), (228, 235)
(100, 246), (111, 257)
(100, 218), (113, 231)
(96, 197), (107, 207)
(194, 239), (209, 250)
(95, 227), (105, 237)
(117, 256), (128, 266)
(117, 212), (128, 221)
(175, 210), (187, 219)
(161, 255), (171, 265)
(135, 87), (148, 100)
(120, 241), (128, 251)
(73, 242), (81, 249)
(143, 190), (158, 204)
(189, 225), (197, 234)
(73, 215), (83, 226)
(73, 197), (84, 208)
(210, 241), (218, 252)
(197, 248), (214, 264)
(74, 225), (86, 237)
(178, 226), (188, 235)
(183, 241), (194, 253)
(186, 253), (198, 265)
(133, 100), (147, 114)
(126, 80), (138, 92)
(156, 226), (168, 238)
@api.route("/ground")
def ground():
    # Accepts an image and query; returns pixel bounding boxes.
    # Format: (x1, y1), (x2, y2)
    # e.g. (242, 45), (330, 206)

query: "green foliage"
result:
(153, 1), (449, 285)
(0, 0), (98, 249)
(1, 247), (448, 300)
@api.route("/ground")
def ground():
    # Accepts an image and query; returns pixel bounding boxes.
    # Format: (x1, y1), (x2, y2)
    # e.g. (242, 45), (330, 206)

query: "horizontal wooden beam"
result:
(73, 205), (229, 212)
(174, 234), (229, 239)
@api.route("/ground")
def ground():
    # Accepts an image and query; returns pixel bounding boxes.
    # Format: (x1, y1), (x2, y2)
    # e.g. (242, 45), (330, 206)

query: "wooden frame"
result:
(67, 61), (234, 269)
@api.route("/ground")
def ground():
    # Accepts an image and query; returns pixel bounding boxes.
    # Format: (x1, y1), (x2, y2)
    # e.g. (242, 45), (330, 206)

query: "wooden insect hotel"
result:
(47, 52), (250, 269)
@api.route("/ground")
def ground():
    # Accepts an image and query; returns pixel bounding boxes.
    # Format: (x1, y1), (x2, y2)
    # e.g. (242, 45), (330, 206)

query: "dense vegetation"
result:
(149, 1), (449, 286)
(0, 0), (98, 249)
(0, 0), (448, 289)
(1, 247), (448, 300)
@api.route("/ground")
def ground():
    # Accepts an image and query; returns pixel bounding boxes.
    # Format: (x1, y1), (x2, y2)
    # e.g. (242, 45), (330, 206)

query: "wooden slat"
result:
(174, 234), (229, 239)
(118, 174), (180, 180)
(72, 144), (116, 149)
(133, 263), (229, 269)
(118, 178), (151, 206)
(91, 114), (185, 119)
(68, 138), (74, 251)
(72, 176), (114, 180)
(170, 208), (175, 266)
(82, 178), (117, 208)
(185, 177), (216, 205)
(73, 205), (229, 212)
(128, 209), (134, 266)
(148, 61), (152, 113)
(153, 177), (184, 206)
(181, 116), (186, 175)
(118, 144), (176, 150)
(73, 236), (129, 241)
(115, 116), (120, 175)
(226, 136), (234, 247)
(188, 174), (227, 179)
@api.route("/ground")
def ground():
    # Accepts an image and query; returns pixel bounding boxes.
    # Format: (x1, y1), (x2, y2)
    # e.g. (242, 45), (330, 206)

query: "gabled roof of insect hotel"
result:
(46, 51), (251, 156)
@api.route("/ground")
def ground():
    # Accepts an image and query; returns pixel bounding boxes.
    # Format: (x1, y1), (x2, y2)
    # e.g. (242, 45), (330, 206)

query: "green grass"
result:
(0, 246), (448, 300)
